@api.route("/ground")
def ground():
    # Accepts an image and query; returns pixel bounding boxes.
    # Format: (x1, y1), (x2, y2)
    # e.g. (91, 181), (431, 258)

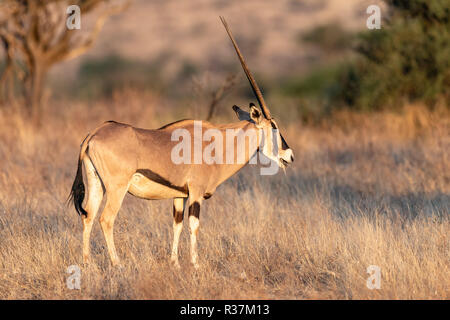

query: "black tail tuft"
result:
(67, 157), (88, 217)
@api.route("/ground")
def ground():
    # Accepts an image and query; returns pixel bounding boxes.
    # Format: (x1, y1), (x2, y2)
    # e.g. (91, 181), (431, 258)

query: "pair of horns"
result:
(220, 16), (272, 120)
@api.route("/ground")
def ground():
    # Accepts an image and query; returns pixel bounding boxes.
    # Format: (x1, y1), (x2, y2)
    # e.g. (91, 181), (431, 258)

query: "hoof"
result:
(82, 256), (91, 267)
(113, 263), (125, 273)
(111, 259), (122, 268)
(170, 258), (181, 270)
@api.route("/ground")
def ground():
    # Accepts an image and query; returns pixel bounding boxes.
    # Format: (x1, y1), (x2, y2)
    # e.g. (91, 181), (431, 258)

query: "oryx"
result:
(68, 17), (294, 268)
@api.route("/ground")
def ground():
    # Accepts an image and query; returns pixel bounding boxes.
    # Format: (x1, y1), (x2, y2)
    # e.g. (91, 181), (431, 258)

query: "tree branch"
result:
(48, 0), (130, 63)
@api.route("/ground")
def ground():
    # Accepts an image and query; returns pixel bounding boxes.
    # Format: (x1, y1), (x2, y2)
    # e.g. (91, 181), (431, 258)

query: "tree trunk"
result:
(27, 60), (47, 121)
(0, 39), (16, 108)
(0, 63), (14, 106)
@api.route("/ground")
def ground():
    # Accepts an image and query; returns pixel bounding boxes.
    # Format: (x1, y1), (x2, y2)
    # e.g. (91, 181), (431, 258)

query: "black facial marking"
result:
(270, 120), (278, 130)
(280, 133), (290, 150)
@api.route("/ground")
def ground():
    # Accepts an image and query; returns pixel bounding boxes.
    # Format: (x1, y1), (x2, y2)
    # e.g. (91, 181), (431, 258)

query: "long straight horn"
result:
(220, 16), (272, 120)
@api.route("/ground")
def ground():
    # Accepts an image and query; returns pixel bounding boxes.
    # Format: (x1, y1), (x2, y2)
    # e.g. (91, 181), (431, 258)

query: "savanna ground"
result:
(0, 91), (448, 299)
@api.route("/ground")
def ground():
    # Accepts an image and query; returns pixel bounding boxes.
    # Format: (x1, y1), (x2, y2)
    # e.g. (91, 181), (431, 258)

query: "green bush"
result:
(75, 55), (166, 98)
(284, 0), (450, 116)
(300, 22), (354, 54)
(74, 55), (199, 99)
(338, 0), (450, 110)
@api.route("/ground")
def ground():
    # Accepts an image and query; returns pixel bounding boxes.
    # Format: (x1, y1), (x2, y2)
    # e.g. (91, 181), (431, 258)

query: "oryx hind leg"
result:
(171, 197), (187, 269)
(99, 183), (129, 266)
(82, 157), (103, 264)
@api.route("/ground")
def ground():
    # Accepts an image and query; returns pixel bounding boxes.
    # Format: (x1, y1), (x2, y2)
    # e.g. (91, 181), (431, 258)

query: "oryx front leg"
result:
(170, 197), (186, 269)
(188, 202), (201, 269)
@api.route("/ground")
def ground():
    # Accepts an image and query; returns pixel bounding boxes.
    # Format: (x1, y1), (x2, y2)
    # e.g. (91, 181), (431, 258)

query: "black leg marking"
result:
(173, 204), (184, 223)
(188, 202), (200, 219)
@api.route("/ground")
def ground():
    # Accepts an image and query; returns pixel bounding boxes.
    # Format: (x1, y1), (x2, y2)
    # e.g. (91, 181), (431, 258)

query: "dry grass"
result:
(0, 93), (448, 299)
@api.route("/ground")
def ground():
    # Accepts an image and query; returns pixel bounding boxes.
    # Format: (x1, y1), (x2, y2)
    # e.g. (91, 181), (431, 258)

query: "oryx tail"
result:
(67, 134), (91, 217)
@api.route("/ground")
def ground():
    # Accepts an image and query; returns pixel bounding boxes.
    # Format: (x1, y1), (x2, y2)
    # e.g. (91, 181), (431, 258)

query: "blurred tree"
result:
(0, 0), (129, 117)
(300, 22), (354, 54)
(338, 0), (450, 110)
(205, 74), (237, 121)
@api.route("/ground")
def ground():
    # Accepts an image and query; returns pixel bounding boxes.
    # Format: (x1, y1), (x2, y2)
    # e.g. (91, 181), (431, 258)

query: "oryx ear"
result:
(249, 103), (263, 125)
(232, 105), (251, 121)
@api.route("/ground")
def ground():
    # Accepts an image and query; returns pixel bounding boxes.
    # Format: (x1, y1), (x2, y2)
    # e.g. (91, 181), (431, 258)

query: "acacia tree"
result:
(0, 0), (129, 116)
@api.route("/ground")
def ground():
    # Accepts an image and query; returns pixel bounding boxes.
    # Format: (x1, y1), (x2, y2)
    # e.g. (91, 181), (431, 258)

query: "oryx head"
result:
(221, 17), (294, 169)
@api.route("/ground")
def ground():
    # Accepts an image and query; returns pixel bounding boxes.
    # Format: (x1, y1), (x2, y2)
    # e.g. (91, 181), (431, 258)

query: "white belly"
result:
(128, 173), (188, 200)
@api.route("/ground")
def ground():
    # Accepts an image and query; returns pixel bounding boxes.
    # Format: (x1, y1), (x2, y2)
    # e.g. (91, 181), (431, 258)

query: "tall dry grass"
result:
(0, 92), (448, 299)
